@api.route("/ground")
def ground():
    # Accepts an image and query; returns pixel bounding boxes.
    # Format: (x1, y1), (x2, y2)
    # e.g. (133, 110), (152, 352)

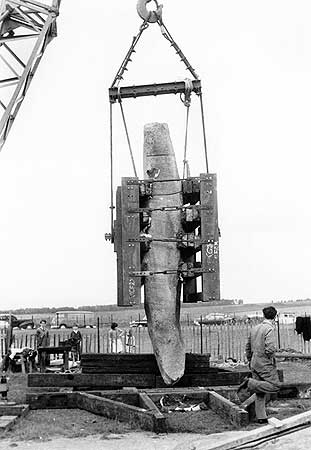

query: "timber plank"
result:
(29, 368), (280, 390)
(88, 392), (139, 406)
(208, 391), (249, 427)
(206, 409), (311, 450)
(200, 173), (220, 301)
(138, 393), (167, 433)
(0, 404), (29, 417)
(28, 373), (156, 389)
(75, 392), (157, 431)
(120, 178), (141, 306)
(276, 352), (311, 360)
(0, 415), (18, 431)
(155, 372), (242, 388)
(81, 353), (210, 375)
(26, 392), (78, 409)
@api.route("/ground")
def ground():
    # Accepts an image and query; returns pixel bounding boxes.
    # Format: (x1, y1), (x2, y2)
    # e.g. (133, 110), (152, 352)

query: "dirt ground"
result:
(1, 359), (311, 446)
(0, 431), (248, 450)
(2, 427), (311, 450)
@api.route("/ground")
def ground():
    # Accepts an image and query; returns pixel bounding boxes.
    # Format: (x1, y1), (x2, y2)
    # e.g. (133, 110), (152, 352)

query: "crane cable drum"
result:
(108, 0), (209, 240)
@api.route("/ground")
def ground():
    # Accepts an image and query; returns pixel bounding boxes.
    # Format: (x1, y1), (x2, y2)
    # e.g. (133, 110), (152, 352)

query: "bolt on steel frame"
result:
(0, 0), (61, 150)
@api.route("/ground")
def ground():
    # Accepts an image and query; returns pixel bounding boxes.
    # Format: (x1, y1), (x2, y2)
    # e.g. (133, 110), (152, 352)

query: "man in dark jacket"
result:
(70, 324), (82, 361)
(241, 306), (281, 424)
(36, 319), (50, 370)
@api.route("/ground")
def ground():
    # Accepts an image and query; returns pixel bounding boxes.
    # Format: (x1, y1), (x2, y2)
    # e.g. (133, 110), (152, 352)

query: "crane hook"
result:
(136, 0), (163, 24)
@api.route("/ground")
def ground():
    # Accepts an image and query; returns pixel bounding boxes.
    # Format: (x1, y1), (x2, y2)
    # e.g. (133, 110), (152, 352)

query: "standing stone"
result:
(143, 123), (185, 385)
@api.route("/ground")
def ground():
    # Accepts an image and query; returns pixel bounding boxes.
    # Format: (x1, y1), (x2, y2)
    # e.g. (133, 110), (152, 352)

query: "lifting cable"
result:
(109, 102), (114, 241)
(181, 79), (193, 178)
(199, 93), (209, 173)
(109, 19), (150, 239)
(111, 19), (150, 89)
(118, 89), (138, 178)
(109, 2), (210, 239)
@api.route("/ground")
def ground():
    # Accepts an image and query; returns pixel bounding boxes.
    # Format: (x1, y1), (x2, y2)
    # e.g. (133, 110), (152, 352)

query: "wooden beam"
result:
(145, 387), (211, 403)
(240, 393), (256, 410)
(75, 392), (159, 432)
(275, 352), (311, 360)
(81, 353), (210, 375)
(0, 404), (29, 417)
(0, 415), (19, 431)
(138, 393), (167, 433)
(114, 187), (124, 306)
(208, 391), (249, 427)
(26, 392), (78, 409)
(206, 409), (311, 450)
(200, 174), (220, 301)
(155, 371), (243, 388)
(117, 177), (141, 306)
(27, 373), (156, 389)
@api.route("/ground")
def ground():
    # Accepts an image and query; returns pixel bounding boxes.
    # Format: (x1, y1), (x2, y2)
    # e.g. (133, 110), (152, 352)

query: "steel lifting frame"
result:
(0, 0), (61, 150)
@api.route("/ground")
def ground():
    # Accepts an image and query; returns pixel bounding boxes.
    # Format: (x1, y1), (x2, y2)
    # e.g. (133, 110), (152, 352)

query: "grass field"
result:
(15, 300), (311, 329)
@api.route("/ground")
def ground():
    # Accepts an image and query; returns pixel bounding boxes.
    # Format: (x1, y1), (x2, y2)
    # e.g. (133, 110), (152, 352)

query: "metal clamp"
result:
(137, 0), (163, 23)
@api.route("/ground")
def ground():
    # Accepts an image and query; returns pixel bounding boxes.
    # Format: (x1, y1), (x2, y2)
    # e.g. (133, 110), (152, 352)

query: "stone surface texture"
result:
(142, 123), (185, 385)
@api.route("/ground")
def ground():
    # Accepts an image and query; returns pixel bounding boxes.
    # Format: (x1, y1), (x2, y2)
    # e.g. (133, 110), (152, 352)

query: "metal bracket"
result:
(127, 236), (214, 246)
(128, 205), (213, 213)
(129, 267), (216, 277)
(109, 80), (201, 103)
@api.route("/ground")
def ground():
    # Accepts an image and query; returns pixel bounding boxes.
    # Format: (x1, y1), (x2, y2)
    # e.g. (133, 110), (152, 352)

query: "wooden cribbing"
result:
(28, 373), (156, 389)
(27, 392), (78, 409)
(27, 391), (166, 433)
(75, 392), (156, 431)
(26, 387), (248, 431)
(28, 370), (261, 390)
(275, 352), (311, 360)
(208, 391), (249, 427)
(81, 353), (210, 374)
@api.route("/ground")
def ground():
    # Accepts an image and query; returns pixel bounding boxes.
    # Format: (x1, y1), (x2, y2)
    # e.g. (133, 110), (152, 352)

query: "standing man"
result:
(240, 306), (281, 424)
(70, 324), (82, 361)
(36, 319), (50, 371)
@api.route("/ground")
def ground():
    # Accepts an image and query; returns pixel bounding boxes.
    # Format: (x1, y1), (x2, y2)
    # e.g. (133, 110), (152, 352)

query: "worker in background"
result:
(125, 328), (136, 353)
(70, 324), (82, 361)
(0, 371), (9, 401)
(108, 322), (124, 353)
(239, 306), (281, 424)
(36, 319), (50, 370)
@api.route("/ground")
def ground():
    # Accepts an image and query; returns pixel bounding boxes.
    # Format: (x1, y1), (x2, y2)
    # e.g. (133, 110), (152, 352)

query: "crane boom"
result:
(0, 0), (61, 150)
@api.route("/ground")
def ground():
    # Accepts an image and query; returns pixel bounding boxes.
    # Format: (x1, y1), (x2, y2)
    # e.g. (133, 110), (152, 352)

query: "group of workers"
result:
(0, 307), (281, 424)
(36, 319), (82, 365)
(36, 307), (284, 424)
(36, 320), (135, 356)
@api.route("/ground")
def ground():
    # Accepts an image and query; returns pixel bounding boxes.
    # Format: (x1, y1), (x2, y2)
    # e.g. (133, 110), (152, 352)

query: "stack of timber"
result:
(28, 353), (284, 390)
(81, 353), (210, 374)
(77, 353), (245, 389)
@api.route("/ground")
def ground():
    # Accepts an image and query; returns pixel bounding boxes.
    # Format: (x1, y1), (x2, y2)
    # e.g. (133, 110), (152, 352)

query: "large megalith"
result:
(143, 122), (185, 385)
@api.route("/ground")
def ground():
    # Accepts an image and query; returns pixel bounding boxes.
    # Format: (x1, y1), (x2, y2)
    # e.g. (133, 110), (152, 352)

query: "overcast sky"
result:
(0, 0), (311, 309)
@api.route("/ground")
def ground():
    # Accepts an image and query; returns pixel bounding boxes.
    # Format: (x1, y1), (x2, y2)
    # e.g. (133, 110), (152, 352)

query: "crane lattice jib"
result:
(0, 0), (61, 150)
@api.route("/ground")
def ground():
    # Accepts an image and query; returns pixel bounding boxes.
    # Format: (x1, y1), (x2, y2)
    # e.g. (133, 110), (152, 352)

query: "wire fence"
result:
(4, 320), (310, 361)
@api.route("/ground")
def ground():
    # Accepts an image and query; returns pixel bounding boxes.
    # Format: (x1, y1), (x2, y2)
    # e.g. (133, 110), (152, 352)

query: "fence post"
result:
(97, 317), (100, 353)
(277, 318), (281, 349)
(200, 315), (203, 354)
